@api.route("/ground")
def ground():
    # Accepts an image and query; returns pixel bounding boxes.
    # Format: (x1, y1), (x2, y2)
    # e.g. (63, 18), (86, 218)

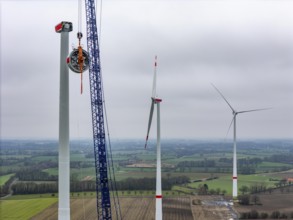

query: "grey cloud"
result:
(1, 0), (293, 139)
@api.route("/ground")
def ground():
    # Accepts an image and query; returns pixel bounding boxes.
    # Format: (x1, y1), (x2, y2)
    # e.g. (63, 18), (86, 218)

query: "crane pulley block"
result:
(77, 32), (83, 39)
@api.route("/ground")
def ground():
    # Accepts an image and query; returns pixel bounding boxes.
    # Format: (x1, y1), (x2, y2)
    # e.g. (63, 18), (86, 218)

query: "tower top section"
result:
(55, 21), (73, 33)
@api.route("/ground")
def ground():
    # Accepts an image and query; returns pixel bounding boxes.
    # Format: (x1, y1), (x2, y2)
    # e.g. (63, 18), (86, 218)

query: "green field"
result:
(31, 156), (57, 162)
(257, 161), (293, 172)
(187, 173), (278, 195)
(1, 165), (21, 173)
(0, 155), (30, 159)
(0, 174), (14, 186)
(43, 168), (58, 176)
(44, 167), (96, 180)
(1, 139), (292, 219)
(0, 198), (57, 220)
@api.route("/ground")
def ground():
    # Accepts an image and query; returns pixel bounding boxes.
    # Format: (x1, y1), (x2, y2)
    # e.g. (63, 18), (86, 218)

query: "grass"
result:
(0, 173), (14, 186)
(0, 198), (57, 220)
(70, 153), (94, 162)
(166, 155), (204, 164)
(2, 190), (179, 200)
(172, 185), (194, 194)
(1, 165), (21, 173)
(114, 170), (227, 181)
(71, 167), (96, 180)
(31, 155), (57, 162)
(44, 167), (96, 180)
(3, 194), (58, 200)
(0, 155), (30, 159)
(43, 168), (58, 176)
(187, 173), (278, 196)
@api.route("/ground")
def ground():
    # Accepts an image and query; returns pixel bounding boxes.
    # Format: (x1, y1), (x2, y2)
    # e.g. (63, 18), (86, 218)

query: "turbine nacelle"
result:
(153, 97), (162, 103)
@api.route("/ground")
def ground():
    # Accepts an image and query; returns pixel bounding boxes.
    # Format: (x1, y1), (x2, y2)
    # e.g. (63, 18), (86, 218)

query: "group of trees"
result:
(238, 180), (293, 196)
(218, 155), (293, 174)
(176, 158), (258, 174)
(174, 154), (293, 175)
(218, 157), (262, 166)
(70, 161), (94, 169)
(240, 210), (293, 219)
(0, 168), (18, 176)
(9, 176), (190, 195)
(219, 157), (261, 174)
(274, 179), (292, 188)
(238, 194), (261, 206)
(265, 154), (293, 164)
(116, 176), (189, 191)
(0, 176), (15, 197)
(239, 184), (269, 195)
(197, 184), (226, 196)
(177, 160), (216, 168)
(15, 169), (57, 181)
(11, 182), (57, 194)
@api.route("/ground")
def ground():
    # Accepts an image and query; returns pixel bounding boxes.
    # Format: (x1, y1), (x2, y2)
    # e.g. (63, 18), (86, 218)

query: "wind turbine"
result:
(145, 56), (163, 220)
(212, 84), (269, 199)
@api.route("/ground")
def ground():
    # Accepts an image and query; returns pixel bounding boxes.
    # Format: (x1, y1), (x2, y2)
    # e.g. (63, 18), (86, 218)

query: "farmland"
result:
(0, 195), (195, 220)
(2, 191), (293, 220)
(0, 174), (14, 185)
(0, 197), (57, 219)
(28, 196), (198, 220)
(1, 139), (293, 193)
(235, 184), (293, 218)
(1, 139), (293, 219)
(186, 173), (278, 195)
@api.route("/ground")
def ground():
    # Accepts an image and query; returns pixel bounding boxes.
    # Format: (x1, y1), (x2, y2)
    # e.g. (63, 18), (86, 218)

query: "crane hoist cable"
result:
(67, 1), (89, 93)
(78, 0), (82, 33)
(77, 0), (84, 94)
(77, 33), (84, 94)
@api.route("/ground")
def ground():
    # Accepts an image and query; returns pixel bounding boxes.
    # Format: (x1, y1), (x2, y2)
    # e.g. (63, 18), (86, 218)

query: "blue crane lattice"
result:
(85, 0), (111, 219)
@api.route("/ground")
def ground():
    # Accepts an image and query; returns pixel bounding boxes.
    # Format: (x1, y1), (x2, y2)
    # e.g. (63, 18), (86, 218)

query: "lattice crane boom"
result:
(85, 0), (112, 219)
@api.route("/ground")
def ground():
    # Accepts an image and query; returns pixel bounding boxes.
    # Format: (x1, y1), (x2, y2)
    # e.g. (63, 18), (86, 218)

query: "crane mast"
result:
(85, 0), (112, 219)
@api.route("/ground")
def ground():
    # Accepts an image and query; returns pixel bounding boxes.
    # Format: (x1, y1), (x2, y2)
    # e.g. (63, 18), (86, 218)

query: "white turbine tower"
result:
(212, 84), (269, 199)
(55, 21), (72, 220)
(145, 56), (163, 220)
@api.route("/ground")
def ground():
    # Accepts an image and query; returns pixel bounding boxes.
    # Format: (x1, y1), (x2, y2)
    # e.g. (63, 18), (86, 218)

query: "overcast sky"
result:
(1, 0), (293, 140)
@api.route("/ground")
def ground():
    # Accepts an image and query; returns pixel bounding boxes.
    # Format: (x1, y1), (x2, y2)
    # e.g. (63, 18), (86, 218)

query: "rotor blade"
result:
(237, 108), (272, 114)
(211, 83), (235, 112)
(152, 56), (157, 99)
(145, 100), (155, 148)
(225, 116), (235, 141)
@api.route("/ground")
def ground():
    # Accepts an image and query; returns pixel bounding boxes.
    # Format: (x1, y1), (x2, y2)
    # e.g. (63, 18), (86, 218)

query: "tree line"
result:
(176, 155), (292, 175)
(0, 176), (15, 197)
(15, 169), (57, 181)
(11, 182), (57, 194)
(265, 154), (293, 164)
(10, 176), (190, 195)
(177, 160), (216, 168)
(240, 210), (293, 219)
(176, 158), (257, 174)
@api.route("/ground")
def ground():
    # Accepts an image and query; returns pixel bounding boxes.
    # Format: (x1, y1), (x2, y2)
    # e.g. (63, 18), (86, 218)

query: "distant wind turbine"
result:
(212, 83), (270, 199)
(145, 56), (163, 220)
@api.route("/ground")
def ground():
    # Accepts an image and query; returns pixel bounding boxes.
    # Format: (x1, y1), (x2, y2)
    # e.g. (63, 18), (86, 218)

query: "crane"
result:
(62, 0), (120, 218)
(84, 0), (114, 219)
(69, 0), (120, 219)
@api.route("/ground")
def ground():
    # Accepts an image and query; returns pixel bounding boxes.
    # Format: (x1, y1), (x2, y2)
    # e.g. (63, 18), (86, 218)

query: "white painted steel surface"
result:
(58, 31), (70, 220)
(156, 102), (162, 220)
